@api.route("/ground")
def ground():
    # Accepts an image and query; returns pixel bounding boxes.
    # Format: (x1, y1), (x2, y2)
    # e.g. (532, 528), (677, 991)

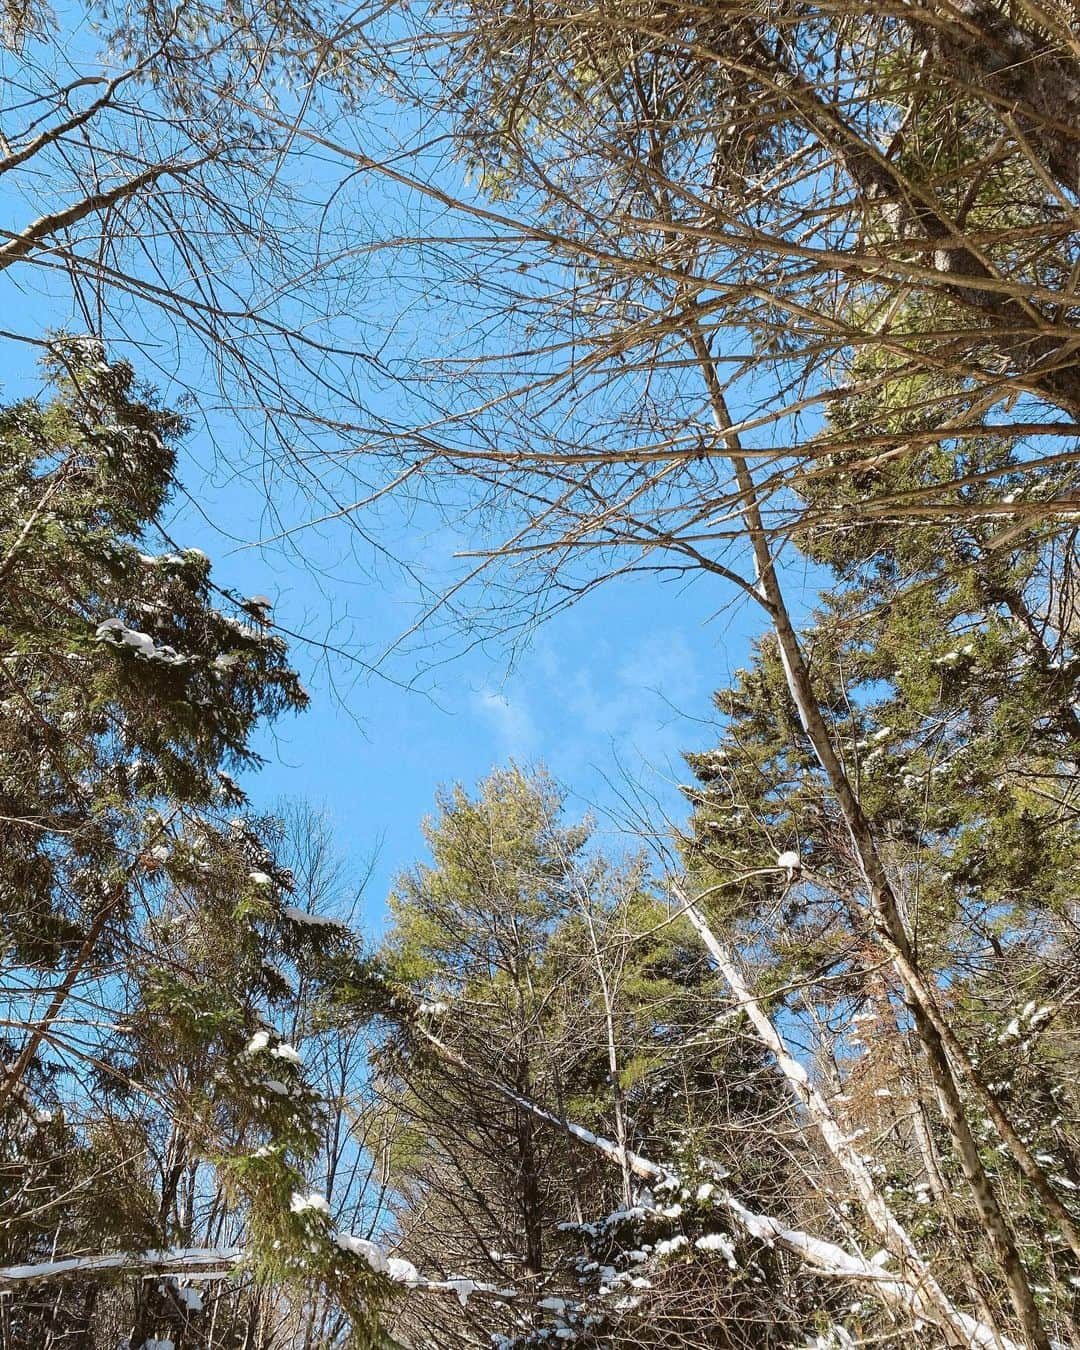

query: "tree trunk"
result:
(688, 323), (1053, 1349)
(677, 884), (982, 1347)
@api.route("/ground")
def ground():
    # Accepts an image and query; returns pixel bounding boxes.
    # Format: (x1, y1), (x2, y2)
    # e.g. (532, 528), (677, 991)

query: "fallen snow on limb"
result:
(0, 1239), (514, 1311)
(673, 882), (975, 1347)
(720, 1197), (1021, 1350)
(334, 1234), (514, 1306)
(412, 1020), (1020, 1350)
(0, 1248), (243, 1288)
(291, 1191), (330, 1216)
(283, 905), (348, 929)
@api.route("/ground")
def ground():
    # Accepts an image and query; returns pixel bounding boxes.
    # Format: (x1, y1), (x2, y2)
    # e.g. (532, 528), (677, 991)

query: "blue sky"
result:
(0, 18), (783, 934)
(0, 316), (768, 927)
(167, 446), (765, 932)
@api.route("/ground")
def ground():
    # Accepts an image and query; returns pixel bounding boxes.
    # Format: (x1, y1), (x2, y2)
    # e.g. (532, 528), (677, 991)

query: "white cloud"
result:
(472, 689), (538, 759)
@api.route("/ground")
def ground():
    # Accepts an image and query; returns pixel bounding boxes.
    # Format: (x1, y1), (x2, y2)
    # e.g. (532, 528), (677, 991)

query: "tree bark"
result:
(675, 882), (983, 1348)
(688, 323), (1053, 1349)
(902, 0), (1080, 197)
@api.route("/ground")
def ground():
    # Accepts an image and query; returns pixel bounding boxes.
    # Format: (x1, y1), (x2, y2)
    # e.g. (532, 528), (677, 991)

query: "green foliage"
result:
(683, 430), (1080, 1333)
(386, 764), (587, 985)
(0, 343), (389, 1348)
(378, 765), (804, 1347)
(0, 339), (307, 965)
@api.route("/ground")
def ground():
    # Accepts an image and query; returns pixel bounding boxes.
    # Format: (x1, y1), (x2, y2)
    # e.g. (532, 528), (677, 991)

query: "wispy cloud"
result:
(472, 688), (538, 760)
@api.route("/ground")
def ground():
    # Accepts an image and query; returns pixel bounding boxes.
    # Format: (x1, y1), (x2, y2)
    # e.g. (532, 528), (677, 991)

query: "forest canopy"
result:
(0, 1), (1078, 1348)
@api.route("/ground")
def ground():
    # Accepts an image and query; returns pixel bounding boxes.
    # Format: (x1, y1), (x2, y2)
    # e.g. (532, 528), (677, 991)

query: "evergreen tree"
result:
(378, 766), (810, 1349)
(682, 448), (1080, 1345)
(0, 342), (390, 1349)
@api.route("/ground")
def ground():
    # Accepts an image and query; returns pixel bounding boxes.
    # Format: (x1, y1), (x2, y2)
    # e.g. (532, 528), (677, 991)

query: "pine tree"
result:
(0, 341), (391, 1349)
(378, 766), (811, 1348)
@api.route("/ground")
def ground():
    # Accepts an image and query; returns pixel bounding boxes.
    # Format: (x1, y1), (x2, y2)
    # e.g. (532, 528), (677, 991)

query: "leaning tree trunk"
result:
(688, 323), (1054, 1350)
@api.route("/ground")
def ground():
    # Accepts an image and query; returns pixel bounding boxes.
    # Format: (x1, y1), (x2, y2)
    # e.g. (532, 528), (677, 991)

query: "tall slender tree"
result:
(377, 767), (812, 1349)
(0, 341), (392, 1349)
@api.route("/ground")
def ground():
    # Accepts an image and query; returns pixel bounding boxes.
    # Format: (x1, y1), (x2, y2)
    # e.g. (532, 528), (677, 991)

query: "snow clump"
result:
(290, 1192), (330, 1216)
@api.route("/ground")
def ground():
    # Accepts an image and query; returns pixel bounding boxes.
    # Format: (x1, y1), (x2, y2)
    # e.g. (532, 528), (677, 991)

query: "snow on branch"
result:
(335, 1234), (514, 1307)
(671, 880), (974, 1345)
(412, 1022), (1021, 1350)
(0, 1247), (243, 1289)
(0, 1239), (514, 1313)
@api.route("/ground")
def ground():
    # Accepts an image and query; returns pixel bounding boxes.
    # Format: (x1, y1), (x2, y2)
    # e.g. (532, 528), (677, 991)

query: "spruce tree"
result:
(0, 341), (391, 1349)
(378, 766), (810, 1349)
